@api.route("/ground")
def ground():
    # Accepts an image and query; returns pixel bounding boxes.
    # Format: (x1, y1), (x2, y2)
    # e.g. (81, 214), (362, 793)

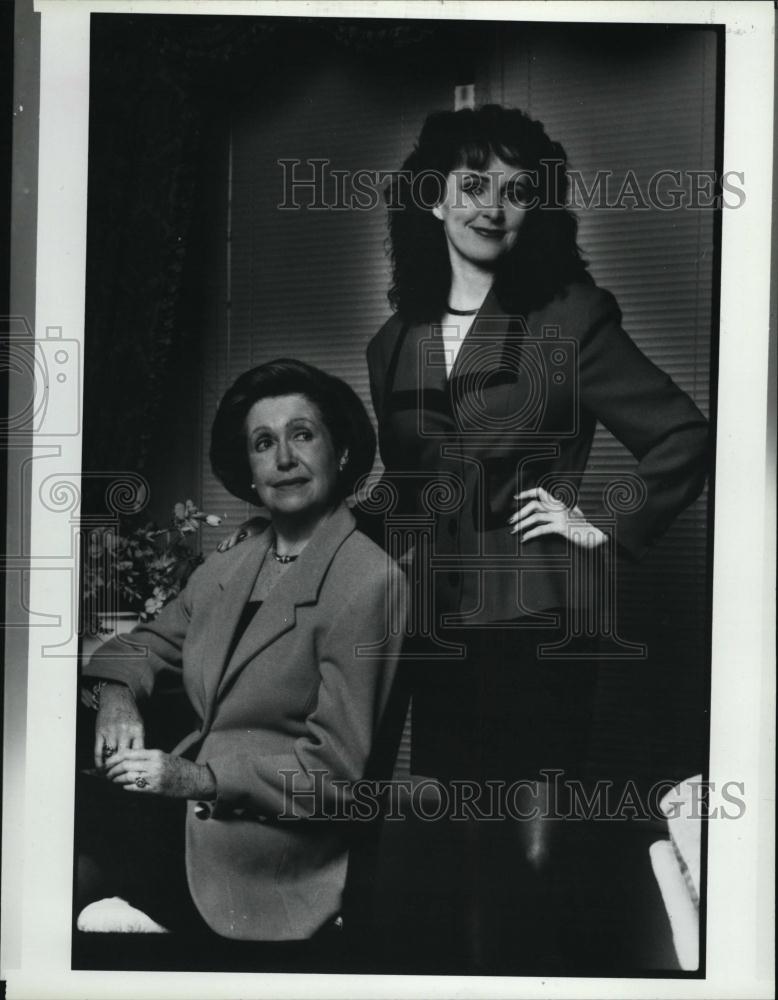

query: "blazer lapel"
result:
(449, 286), (512, 380)
(213, 503), (357, 702)
(449, 288), (523, 430)
(384, 319), (456, 436)
(198, 529), (272, 722)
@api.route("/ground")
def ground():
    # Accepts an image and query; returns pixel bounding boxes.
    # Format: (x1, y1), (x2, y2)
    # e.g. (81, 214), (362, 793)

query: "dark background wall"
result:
(83, 15), (719, 789)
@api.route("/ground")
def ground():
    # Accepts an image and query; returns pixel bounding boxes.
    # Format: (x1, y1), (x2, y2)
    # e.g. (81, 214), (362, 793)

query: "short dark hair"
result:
(386, 104), (590, 322)
(210, 358), (376, 506)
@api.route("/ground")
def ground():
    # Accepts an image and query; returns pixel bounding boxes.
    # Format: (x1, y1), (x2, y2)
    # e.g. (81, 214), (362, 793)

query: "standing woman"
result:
(365, 105), (709, 972)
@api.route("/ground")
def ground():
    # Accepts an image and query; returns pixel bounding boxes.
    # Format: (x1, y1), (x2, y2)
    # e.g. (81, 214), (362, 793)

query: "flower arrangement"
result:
(81, 500), (223, 633)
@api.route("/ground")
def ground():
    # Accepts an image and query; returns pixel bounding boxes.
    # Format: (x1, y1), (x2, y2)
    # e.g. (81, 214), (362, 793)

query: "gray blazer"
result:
(87, 503), (406, 940)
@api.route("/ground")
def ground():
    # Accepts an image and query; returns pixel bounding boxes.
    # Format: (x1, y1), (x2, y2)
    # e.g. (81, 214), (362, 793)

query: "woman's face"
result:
(245, 393), (344, 523)
(432, 152), (532, 271)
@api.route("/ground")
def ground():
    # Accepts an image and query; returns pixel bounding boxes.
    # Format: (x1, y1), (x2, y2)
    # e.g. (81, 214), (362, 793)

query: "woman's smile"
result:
(271, 476), (309, 489)
(470, 225), (507, 240)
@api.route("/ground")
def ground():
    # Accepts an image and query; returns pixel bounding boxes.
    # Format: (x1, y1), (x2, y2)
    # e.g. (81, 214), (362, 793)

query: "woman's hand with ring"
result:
(509, 487), (608, 550)
(94, 682), (145, 769)
(102, 748), (217, 800)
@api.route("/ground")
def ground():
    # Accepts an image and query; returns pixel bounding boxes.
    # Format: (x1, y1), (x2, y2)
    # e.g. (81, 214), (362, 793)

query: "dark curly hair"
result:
(386, 104), (591, 321)
(210, 358), (376, 506)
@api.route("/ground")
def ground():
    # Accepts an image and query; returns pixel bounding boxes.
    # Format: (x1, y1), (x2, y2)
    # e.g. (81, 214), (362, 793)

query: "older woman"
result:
(77, 359), (406, 959)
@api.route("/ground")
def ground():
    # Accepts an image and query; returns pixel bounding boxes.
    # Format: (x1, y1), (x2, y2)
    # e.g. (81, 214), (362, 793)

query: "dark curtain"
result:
(81, 15), (454, 516)
(82, 16), (268, 513)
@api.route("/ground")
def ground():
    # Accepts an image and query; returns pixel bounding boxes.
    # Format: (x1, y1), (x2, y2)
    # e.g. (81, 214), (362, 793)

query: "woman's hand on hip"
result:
(94, 682), (145, 769)
(509, 487), (608, 550)
(216, 515), (267, 552)
(102, 748), (217, 800)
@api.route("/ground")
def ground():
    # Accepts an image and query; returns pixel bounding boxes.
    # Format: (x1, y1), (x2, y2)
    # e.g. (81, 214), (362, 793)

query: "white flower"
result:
(144, 595), (164, 616)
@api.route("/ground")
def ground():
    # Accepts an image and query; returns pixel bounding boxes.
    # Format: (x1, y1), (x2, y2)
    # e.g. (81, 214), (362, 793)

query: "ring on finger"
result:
(135, 776), (148, 789)
(103, 745), (117, 759)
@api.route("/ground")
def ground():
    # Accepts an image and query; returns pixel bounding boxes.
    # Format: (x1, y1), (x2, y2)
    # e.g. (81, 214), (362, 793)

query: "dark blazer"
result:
(87, 503), (406, 940)
(366, 281), (709, 624)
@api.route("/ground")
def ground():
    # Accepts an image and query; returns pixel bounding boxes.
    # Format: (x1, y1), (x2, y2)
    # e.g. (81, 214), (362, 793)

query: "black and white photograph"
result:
(1, 2), (775, 998)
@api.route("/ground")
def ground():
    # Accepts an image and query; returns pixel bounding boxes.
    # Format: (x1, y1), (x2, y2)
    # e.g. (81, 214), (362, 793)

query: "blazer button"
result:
(194, 801), (211, 820)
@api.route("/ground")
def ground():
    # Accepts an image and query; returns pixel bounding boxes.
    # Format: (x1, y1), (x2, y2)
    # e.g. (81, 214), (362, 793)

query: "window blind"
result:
(199, 23), (718, 785)
(476, 24), (717, 782)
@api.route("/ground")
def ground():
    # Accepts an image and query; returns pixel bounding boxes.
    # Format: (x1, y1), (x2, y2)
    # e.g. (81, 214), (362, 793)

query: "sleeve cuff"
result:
(81, 656), (153, 702)
(204, 754), (267, 820)
(584, 505), (650, 563)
